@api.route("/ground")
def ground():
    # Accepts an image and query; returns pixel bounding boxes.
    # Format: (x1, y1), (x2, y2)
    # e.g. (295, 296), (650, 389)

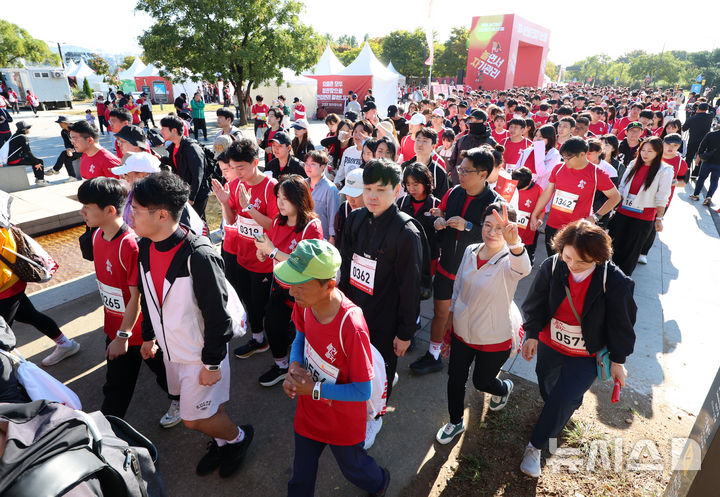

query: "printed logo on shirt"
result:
(524, 199), (532, 208)
(325, 343), (337, 363)
(289, 239), (298, 252)
(89, 164), (96, 175)
(105, 259), (112, 274)
(253, 197), (262, 209)
(577, 180), (586, 189)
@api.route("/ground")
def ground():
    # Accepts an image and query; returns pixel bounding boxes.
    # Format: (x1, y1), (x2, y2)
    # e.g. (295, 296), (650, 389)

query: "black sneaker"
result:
(234, 338), (269, 358)
(368, 467), (390, 496)
(218, 425), (254, 478)
(196, 439), (223, 476)
(409, 351), (443, 375)
(258, 364), (288, 387)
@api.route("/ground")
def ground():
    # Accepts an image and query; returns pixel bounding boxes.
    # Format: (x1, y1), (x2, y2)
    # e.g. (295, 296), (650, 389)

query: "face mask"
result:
(164, 140), (173, 147)
(514, 113), (523, 119)
(468, 122), (486, 135)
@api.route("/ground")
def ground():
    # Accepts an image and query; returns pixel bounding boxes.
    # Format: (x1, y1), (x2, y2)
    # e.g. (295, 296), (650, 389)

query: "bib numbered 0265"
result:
(97, 281), (125, 314)
(622, 193), (643, 213)
(516, 210), (531, 229)
(350, 254), (377, 295)
(237, 216), (263, 240)
(550, 318), (589, 355)
(551, 189), (579, 214)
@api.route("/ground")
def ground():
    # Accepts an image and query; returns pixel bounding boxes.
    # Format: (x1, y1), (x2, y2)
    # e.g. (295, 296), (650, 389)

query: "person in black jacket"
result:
(690, 128), (720, 206)
(339, 158), (422, 401)
(682, 102), (715, 178)
(397, 163), (440, 264)
(519, 219), (636, 478)
(447, 109), (497, 185)
(5, 121), (46, 184)
(0, 107), (12, 147)
(159, 114), (209, 219)
(265, 131), (306, 180)
(45, 116), (80, 177)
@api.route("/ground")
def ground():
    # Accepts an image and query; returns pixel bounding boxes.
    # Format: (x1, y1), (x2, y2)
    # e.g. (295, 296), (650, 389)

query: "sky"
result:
(4, 0), (720, 66)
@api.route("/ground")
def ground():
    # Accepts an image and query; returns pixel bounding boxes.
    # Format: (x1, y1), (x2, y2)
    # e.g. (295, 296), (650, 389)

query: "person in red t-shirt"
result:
(530, 137), (620, 258)
(501, 118), (533, 171)
(588, 106), (608, 137)
(277, 239), (389, 497)
(78, 177), (179, 425)
(492, 113), (509, 143)
(612, 103), (642, 136)
(95, 95), (108, 135)
(69, 121), (120, 179)
(213, 138), (279, 360)
(511, 167), (544, 262)
(251, 95), (270, 139)
(124, 96), (141, 125)
(107, 107), (132, 158)
(252, 176), (323, 387)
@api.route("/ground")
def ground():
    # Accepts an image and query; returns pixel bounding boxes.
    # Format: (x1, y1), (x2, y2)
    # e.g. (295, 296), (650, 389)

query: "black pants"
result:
(190, 192), (208, 221)
(640, 202), (671, 256)
(10, 156), (44, 180)
(101, 337), (176, 419)
(193, 118), (207, 140)
(53, 151), (81, 176)
(98, 115), (107, 134)
(0, 291), (62, 340)
(11, 102), (19, 114)
(447, 334), (510, 425)
(235, 265), (272, 334)
(264, 281), (295, 359)
(221, 247), (241, 297)
(526, 230), (540, 265)
(544, 225), (559, 260)
(685, 140), (702, 179)
(608, 212), (655, 277)
(0, 133), (9, 148)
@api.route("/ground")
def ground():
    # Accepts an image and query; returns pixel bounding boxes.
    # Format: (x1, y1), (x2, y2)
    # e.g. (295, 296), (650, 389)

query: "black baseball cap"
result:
(270, 131), (291, 146)
(459, 100), (469, 108)
(114, 125), (147, 148)
(344, 111), (358, 122)
(469, 109), (487, 121)
(362, 101), (377, 113)
(55, 116), (70, 124)
(663, 133), (683, 145)
(387, 105), (398, 117)
(626, 121), (643, 131)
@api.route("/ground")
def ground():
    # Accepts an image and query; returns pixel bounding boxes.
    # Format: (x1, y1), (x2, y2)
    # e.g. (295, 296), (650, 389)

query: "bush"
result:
(82, 78), (92, 98)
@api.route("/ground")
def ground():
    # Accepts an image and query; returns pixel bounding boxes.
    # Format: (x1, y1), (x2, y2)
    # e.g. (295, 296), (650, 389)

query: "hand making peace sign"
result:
(491, 204), (522, 247)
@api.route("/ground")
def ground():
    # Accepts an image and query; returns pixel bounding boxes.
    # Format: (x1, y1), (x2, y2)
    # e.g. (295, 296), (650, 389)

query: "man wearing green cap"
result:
(276, 239), (390, 497)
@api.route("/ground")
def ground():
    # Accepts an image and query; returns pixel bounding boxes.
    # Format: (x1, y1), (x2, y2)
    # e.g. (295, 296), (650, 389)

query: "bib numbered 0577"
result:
(550, 318), (588, 355)
(551, 189), (579, 214)
(350, 253), (377, 296)
(97, 281), (125, 314)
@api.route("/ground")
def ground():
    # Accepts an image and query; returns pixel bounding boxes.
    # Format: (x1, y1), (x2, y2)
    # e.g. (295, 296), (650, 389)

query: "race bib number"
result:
(550, 318), (588, 355)
(622, 194), (643, 213)
(516, 210), (531, 229)
(98, 281), (125, 314)
(304, 341), (339, 385)
(551, 189), (579, 214)
(350, 254), (377, 295)
(237, 216), (263, 240)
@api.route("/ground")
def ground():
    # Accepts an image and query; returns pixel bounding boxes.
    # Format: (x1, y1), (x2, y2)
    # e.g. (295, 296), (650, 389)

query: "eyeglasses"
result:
(456, 166), (481, 176)
(482, 223), (505, 235)
(130, 205), (157, 214)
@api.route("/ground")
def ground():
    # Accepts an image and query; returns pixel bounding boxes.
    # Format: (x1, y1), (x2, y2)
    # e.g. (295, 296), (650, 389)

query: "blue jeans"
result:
(530, 341), (597, 450)
(288, 432), (386, 497)
(693, 162), (720, 198)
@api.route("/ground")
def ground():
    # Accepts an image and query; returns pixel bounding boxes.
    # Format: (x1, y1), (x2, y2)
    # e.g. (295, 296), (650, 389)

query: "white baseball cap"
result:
(339, 168), (364, 197)
(409, 113), (426, 125)
(111, 151), (161, 176)
(432, 108), (445, 117)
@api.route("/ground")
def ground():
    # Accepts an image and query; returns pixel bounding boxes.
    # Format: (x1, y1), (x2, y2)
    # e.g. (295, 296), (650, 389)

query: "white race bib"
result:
(237, 216), (263, 240)
(350, 254), (377, 295)
(622, 194), (643, 213)
(550, 318), (587, 354)
(551, 189), (579, 214)
(304, 340), (339, 385)
(516, 210), (531, 229)
(97, 281), (125, 314)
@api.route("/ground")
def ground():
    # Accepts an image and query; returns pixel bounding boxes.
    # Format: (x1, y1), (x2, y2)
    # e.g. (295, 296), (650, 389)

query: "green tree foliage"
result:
(82, 77), (93, 98)
(136, 0), (322, 125)
(0, 20), (60, 67)
(545, 60), (559, 82)
(434, 27), (469, 78)
(380, 30), (428, 77)
(119, 55), (136, 70)
(88, 55), (110, 75)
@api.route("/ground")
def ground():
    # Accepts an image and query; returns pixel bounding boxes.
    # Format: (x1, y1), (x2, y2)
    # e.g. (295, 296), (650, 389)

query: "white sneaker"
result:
(435, 421), (465, 444)
(364, 416), (383, 449)
(159, 400), (181, 428)
(41, 340), (80, 366)
(637, 254), (648, 265)
(35, 179), (49, 186)
(520, 444), (542, 477)
(392, 372), (399, 387)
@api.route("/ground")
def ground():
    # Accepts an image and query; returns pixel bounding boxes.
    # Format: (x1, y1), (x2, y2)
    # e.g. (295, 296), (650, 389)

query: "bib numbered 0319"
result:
(551, 189), (579, 214)
(550, 318), (588, 355)
(622, 193), (643, 213)
(516, 210), (531, 229)
(350, 253), (377, 295)
(236, 216), (263, 240)
(97, 281), (125, 314)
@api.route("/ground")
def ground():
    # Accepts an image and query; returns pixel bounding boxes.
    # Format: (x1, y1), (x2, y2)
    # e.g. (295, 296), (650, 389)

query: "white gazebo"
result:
(306, 46), (346, 76)
(387, 61), (406, 86)
(336, 43), (399, 118)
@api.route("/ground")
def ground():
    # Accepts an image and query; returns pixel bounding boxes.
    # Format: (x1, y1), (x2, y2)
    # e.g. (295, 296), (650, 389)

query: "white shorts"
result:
(164, 353), (231, 421)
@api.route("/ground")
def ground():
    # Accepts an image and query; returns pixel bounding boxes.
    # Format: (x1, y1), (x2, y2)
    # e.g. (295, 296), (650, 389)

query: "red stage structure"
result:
(465, 14), (551, 91)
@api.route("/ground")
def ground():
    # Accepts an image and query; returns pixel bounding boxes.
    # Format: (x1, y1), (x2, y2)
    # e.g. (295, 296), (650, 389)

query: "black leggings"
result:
(608, 212), (654, 276)
(447, 334), (510, 425)
(0, 291), (62, 340)
(264, 281), (295, 359)
(235, 265), (272, 334)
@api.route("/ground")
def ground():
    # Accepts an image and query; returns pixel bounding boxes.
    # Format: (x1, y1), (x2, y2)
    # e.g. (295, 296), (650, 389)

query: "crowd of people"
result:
(1, 79), (720, 496)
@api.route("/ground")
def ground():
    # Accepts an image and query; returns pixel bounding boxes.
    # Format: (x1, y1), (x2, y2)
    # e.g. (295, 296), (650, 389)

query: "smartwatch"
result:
(117, 331), (132, 339)
(312, 382), (321, 400)
(269, 247), (279, 260)
(203, 364), (220, 371)
(465, 221), (473, 231)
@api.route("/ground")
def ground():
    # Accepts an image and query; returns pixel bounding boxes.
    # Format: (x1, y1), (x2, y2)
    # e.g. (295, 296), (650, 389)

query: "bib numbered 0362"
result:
(550, 318), (588, 355)
(236, 216), (263, 240)
(622, 193), (643, 213)
(350, 253), (377, 295)
(551, 189), (579, 214)
(97, 281), (125, 314)
(516, 210), (531, 229)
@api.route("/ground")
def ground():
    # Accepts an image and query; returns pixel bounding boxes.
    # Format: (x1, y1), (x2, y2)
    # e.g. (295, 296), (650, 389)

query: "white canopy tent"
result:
(387, 61), (406, 86)
(253, 68), (318, 118)
(336, 43), (399, 118)
(64, 60), (77, 76)
(136, 64), (160, 77)
(116, 57), (146, 80)
(306, 46), (345, 76)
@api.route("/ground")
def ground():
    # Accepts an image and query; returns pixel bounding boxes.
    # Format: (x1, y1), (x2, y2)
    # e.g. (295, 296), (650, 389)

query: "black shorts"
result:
(433, 270), (455, 301)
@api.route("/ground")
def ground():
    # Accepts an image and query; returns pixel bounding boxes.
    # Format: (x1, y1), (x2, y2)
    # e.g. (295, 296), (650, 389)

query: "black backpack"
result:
(0, 401), (166, 497)
(201, 144), (223, 185)
(394, 212), (433, 300)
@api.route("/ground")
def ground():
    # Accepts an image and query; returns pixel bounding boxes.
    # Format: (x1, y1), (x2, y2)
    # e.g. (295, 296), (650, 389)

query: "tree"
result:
(88, 54), (110, 75)
(381, 30), (427, 77)
(82, 77), (93, 98)
(119, 55), (136, 70)
(545, 60), (559, 82)
(137, 0), (321, 125)
(0, 20), (60, 67)
(434, 27), (469, 78)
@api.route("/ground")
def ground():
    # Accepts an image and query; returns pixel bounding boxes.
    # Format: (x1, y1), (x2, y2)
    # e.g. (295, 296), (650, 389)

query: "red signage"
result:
(309, 75), (372, 115)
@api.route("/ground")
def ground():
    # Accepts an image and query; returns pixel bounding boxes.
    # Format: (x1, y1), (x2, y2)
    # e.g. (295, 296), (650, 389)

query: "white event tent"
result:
(253, 68), (318, 118)
(306, 46), (346, 76)
(387, 61), (406, 86)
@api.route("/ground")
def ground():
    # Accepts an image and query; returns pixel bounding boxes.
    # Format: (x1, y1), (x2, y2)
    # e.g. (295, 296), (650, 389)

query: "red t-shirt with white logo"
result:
(80, 149), (120, 179)
(92, 226), (143, 346)
(613, 116), (632, 135)
(222, 178), (241, 255)
(269, 218), (323, 288)
(588, 121), (608, 136)
(492, 128), (509, 143)
(252, 104), (270, 125)
(547, 163), (614, 229)
(292, 294), (374, 446)
(516, 182), (543, 245)
(228, 175), (279, 273)
(501, 137), (532, 167)
(294, 104), (306, 121)
(663, 155), (688, 207)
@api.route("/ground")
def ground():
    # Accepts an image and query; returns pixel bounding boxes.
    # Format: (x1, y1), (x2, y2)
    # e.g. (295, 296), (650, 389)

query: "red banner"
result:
(309, 75), (372, 115)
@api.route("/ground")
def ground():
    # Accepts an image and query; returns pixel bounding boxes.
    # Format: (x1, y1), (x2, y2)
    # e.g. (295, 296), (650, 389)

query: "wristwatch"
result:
(203, 364), (220, 371)
(593, 213), (601, 223)
(655, 217), (664, 221)
(465, 221), (473, 231)
(269, 247), (279, 260)
(312, 382), (321, 400)
(116, 331), (132, 339)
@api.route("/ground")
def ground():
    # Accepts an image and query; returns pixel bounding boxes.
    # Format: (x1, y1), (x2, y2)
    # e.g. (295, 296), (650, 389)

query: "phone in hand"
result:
(254, 233), (266, 243)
